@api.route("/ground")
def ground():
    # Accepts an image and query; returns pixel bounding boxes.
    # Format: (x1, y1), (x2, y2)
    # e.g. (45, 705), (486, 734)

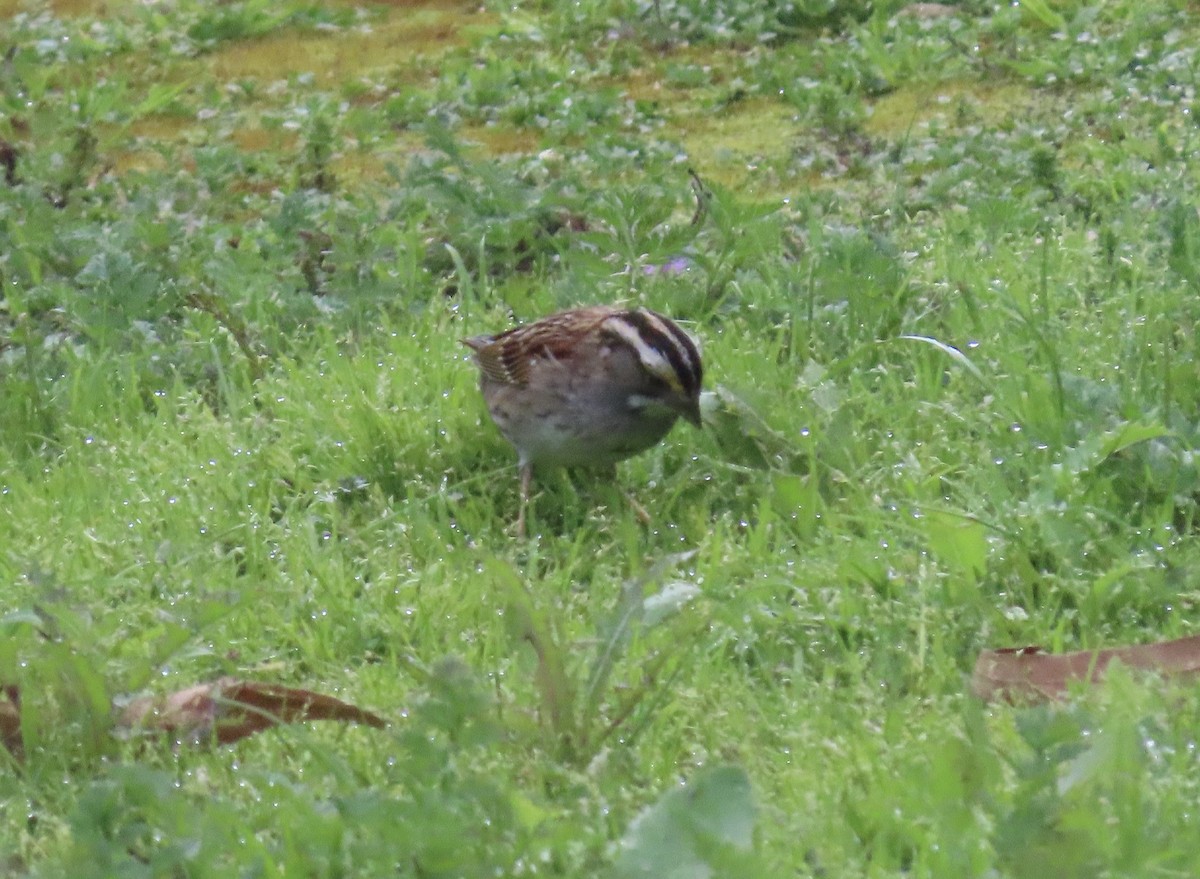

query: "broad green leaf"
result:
(643, 580), (701, 628)
(920, 509), (988, 583)
(1096, 421), (1171, 462)
(703, 385), (795, 470)
(613, 765), (756, 879)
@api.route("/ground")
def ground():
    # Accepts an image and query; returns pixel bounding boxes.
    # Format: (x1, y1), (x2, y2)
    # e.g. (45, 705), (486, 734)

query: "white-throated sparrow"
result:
(463, 305), (703, 535)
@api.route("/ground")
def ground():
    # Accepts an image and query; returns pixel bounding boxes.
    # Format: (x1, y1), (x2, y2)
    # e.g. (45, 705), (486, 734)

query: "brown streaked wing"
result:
(488, 307), (619, 386)
(462, 335), (517, 385)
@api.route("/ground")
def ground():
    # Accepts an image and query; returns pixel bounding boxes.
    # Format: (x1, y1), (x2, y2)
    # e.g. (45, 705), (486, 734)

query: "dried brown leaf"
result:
(120, 677), (386, 745)
(972, 634), (1200, 703)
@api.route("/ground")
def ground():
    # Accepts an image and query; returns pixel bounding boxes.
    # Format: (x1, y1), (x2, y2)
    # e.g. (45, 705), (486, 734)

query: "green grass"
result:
(4, 0), (1200, 874)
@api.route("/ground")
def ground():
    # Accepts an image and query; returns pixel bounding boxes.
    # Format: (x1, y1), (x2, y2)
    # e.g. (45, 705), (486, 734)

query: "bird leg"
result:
(516, 461), (533, 538)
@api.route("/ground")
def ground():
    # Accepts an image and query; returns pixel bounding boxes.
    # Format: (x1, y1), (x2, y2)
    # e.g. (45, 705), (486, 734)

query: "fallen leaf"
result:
(972, 634), (1200, 703)
(120, 677), (386, 745)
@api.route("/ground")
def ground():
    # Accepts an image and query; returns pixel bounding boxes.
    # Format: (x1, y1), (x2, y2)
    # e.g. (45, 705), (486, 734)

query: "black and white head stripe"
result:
(604, 309), (703, 397)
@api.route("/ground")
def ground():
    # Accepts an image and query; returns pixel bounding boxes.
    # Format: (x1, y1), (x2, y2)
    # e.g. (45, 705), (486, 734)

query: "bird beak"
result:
(682, 396), (703, 428)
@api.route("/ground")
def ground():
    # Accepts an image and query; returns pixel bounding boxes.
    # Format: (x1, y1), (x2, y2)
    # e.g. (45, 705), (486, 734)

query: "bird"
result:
(462, 305), (703, 536)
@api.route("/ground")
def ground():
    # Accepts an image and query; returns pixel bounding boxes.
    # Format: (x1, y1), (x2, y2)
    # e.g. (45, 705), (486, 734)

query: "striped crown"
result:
(600, 308), (703, 402)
